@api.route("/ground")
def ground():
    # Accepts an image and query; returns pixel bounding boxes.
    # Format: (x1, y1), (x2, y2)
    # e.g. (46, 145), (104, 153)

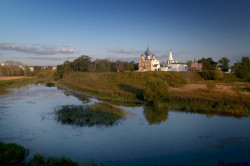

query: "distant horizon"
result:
(0, 46), (247, 66)
(1, 0), (250, 66)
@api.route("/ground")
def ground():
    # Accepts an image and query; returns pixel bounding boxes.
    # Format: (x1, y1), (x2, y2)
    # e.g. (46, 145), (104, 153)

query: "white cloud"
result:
(108, 48), (142, 55)
(0, 42), (75, 55)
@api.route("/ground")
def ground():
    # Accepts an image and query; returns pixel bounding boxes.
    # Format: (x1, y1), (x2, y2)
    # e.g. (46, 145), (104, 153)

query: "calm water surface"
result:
(0, 85), (249, 166)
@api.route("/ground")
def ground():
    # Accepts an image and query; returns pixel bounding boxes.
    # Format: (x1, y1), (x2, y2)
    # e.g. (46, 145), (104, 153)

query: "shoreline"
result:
(58, 77), (250, 117)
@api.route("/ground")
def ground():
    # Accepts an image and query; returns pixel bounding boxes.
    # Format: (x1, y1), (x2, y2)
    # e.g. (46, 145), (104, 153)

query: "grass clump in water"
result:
(55, 102), (126, 126)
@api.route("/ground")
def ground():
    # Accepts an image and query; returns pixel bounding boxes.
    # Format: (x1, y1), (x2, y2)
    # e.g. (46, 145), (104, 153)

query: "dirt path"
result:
(0, 76), (29, 81)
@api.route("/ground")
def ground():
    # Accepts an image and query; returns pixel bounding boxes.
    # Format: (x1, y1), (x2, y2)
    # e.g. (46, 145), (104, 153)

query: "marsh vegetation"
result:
(55, 102), (126, 126)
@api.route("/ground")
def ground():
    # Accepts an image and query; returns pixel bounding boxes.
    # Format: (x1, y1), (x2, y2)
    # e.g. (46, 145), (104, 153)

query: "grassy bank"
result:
(59, 72), (250, 116)
(0, 141), (106, 166)
(59, 71), (202, 101)
(0, 69), (55, 95)
(55, 102), (126, 126)
(168, 82), (250, 116)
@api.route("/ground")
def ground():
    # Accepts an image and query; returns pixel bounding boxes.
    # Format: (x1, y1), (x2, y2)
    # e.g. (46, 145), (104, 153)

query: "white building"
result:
(161, 50), (187, 71)
(29, 66), (34, 72)
(138, 47), (160, 71)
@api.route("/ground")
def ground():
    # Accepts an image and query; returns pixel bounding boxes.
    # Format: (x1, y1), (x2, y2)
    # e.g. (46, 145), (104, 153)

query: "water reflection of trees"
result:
(143, 104), (169, 125)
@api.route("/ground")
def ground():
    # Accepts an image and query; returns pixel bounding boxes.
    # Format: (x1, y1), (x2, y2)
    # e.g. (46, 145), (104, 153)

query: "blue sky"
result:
(0, 0), (250, 66)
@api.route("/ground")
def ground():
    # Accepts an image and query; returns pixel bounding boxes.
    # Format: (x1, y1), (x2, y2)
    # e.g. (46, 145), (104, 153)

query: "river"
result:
(0, 84), (249, 166)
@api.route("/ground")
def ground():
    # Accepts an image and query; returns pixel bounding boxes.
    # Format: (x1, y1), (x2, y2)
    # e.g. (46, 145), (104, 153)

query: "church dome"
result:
(144, 47), (152, 56)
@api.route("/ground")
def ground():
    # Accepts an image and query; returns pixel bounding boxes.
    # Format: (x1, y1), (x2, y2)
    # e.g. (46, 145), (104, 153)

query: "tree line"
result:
(0, 61), (53, 77)
(196, 56), (249, 81)
(55, 55), (138, 80)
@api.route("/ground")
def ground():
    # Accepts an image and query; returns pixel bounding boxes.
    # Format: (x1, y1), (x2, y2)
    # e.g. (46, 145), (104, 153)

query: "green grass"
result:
(59, 71), (202, 101)
(59, 71), (250, 116)
(166, 89), (250, 117)
(55, 102), (126, 126)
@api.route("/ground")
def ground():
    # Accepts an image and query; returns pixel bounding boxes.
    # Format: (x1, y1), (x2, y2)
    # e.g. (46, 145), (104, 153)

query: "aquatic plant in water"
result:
(55, 102), (126, 126)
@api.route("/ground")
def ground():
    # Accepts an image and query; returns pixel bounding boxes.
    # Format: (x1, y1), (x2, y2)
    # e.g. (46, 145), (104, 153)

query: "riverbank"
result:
(1, 71), (249, 116)
(58, 71), (202, 100)
(0, 141), (106, 166)
(0, 69), (55, 95)
(59, 72), (250, 116)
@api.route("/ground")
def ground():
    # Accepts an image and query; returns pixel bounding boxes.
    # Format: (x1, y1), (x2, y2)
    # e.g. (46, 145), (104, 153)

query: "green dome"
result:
(144, 47), (152, 56)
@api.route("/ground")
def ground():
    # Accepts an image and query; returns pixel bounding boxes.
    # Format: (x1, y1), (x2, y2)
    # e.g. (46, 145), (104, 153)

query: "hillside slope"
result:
(59, 71), (202, 101)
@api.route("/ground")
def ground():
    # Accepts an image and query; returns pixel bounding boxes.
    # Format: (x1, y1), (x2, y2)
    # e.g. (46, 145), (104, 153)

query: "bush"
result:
(215, 68), (224, 80)
(143, 78), (169, 103)
(28, 154), (78, 166)
(0, 141), (27, 165)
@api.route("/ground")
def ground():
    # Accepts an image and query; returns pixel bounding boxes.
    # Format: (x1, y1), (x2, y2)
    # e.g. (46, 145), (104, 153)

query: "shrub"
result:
(214, 68), (224, 80)
(0, 141), (27, 165)
(28, 154), (78, 166)
(143, 78), (169, 103)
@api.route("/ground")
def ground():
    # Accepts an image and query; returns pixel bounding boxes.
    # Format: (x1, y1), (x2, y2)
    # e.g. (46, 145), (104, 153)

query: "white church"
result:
(160, 50), (187, 71)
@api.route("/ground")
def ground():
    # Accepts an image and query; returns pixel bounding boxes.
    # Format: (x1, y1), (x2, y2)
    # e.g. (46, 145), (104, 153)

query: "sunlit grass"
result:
(59, 71), (202, 101)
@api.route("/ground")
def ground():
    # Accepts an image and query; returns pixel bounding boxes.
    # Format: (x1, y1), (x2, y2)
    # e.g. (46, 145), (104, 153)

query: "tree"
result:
(233, 56), (250, 81)
(198, 58), (216, 80)
(95, 59), (111, 72)
(113, 60), (124, 72)
(143, 78), (169, 103)
(218, 57), (230, 73)
(34, 66), (42, 75)
(198, 57), (217, 67)
(72, 55), (91, 72)
(23, 66), (30, 77)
